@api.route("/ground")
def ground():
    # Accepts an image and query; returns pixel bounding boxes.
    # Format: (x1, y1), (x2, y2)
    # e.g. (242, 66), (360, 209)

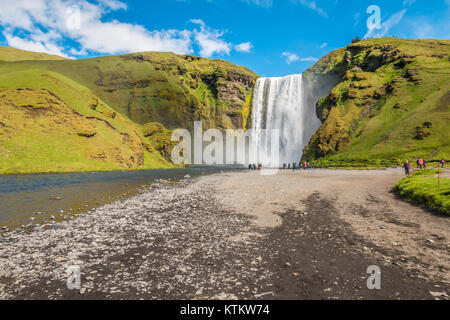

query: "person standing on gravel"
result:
(403, 160), (411, 176)
(441, 159), (445, 168)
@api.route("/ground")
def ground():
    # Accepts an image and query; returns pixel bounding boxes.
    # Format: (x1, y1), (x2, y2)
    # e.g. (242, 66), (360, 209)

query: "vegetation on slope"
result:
(0, 51), (258, 130)
(302, 38), (450, 168)
(0, 46), (66, 62)
(0, 68), (173, 174)
(394, 168), (450, 215)
(0, 47), (258, 174)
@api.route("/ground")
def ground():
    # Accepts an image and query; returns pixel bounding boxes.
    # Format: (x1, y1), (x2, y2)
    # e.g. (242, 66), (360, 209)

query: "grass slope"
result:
(0, 46), (66, 62)
(0, 68), (173, 174)
(302, 38), (450, 168)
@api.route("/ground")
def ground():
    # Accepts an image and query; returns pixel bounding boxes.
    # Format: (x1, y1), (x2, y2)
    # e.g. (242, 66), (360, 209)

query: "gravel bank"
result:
(0, 170), (448, 300)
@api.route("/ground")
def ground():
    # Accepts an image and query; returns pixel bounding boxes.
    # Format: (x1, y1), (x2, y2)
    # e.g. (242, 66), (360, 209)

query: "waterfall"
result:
(251, 74), (321, 166)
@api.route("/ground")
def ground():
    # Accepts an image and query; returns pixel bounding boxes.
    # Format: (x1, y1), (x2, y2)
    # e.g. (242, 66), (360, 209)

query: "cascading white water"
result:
(251, 74), (321, 166)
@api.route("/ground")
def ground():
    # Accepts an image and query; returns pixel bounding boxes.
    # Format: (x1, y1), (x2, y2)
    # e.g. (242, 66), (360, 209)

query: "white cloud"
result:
(300, 56), (318, 62)
(282, 52), (299, 64)
(353, 12), (361, 28)
(190, 19), (231, 58)
(4, 32), (72, 58)
(364, 9), (407, 39)
(97, 0), (127, 10)
(404, 16), (450, 39)
(282, 52), (318, 64)
(291, 0), (328, 18)
(0, 0), (244, 59)
(403, 0), (415, 6)
(189, 19), (206, 27)
(319, 42), (328, 49)
(235, 42), (253, 53)
(241, 0), (273, 8)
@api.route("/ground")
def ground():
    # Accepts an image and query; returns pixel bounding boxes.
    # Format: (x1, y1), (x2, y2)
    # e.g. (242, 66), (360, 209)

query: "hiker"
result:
(288, 163), (291, 169)
(442, 159), (445, 168)
(416, 159), (420, 169)
(248, 164), (253, 170)
(403, 160), (410, 176)
(292, 162), (296, 170)
(423, 160), (427, 169)
(252, 163), (257, 170)
(258, 163), (262, 170)
(304, 162), (308, 170)
(419, 158), (424, 169)
(283, 163), (287, 170)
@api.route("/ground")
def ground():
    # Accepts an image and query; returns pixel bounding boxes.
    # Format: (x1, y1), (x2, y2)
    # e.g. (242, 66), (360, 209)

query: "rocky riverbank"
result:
(0, 170), (448, 300)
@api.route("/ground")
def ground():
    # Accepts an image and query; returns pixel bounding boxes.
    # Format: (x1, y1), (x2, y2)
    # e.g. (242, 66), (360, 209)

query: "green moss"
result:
(241, 90), (254, 130)
(143, 122), (165, 137)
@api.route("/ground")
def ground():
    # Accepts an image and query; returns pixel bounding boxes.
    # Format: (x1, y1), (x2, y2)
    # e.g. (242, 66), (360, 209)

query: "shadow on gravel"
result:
(258, 192), (445, 300)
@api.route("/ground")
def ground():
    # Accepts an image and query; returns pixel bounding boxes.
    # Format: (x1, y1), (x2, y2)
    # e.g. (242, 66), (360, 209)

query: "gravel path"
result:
(0, 169), (448, 300)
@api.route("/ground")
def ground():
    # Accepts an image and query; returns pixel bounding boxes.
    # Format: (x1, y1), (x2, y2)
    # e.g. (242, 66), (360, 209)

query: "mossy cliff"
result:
(0, 47), (258, 174)
(301, 38), (450, 167)
(10, 51), (258, 131)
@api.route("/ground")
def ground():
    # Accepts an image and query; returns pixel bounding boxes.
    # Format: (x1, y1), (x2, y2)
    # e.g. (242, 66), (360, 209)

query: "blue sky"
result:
(0, 0), (448, 76)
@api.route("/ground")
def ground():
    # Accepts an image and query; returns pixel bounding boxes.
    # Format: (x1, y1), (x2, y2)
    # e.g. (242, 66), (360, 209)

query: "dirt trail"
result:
(0, 169), (448, 300)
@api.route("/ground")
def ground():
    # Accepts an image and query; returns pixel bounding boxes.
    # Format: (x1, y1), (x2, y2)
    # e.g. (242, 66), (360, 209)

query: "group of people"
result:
(282, 162), (310, 170)
(248, 163), (263, 170)
(416, 158), (427, 169)
(247, 161), (311, 171)
(403, 158), (446, 176)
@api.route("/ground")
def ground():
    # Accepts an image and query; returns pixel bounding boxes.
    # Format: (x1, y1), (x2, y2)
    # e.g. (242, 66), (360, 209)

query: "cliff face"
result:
(301, 38), (450, 166)
(48, 52), (258, 131)
(0, 48), (258, 174)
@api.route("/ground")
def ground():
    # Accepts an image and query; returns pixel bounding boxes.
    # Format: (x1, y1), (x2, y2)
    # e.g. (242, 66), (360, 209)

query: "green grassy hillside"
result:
(0, 51), (258, 130)
(0, 46), (67, 62)
(0, 68), (174, 174)
(302, 38), (450, 167)
(0, 47), (257, 174)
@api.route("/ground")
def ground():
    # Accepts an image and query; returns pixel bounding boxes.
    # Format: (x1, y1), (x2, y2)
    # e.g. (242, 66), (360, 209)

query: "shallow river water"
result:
(0, 166), (240, 231)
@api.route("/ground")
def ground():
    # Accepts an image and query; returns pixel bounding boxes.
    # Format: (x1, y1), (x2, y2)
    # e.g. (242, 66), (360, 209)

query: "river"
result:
(0, 166), (242, 232)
